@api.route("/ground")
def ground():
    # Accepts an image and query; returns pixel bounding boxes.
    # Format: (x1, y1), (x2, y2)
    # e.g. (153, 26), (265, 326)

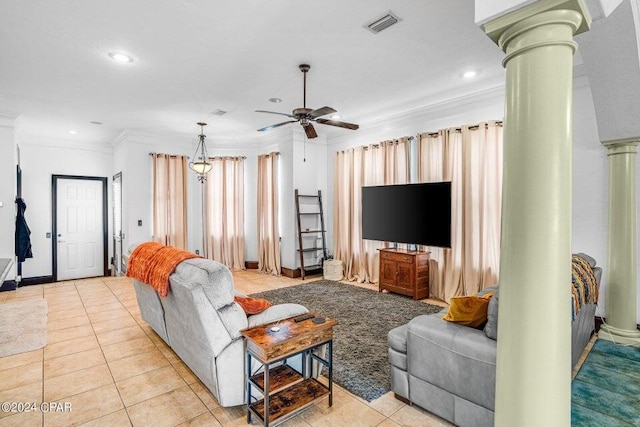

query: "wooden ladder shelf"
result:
(294, 189), (328, 280)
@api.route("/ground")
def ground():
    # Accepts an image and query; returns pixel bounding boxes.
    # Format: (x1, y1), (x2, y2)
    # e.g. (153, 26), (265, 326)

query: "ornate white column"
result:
(482, 1), (591, 425)
(599, 138), (640, 345)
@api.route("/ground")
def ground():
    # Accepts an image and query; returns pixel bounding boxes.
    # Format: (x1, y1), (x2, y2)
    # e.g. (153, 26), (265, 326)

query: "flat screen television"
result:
(361, 182), (451, 248)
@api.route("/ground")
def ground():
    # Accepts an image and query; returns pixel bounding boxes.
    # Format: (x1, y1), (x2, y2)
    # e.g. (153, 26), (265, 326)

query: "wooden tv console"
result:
(378, 248), (430, 300)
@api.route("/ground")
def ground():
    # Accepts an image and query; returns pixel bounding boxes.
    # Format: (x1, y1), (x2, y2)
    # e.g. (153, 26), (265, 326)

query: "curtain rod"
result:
(148, 153), (190, 159)
(338, 137), (413, 153)
(259, 151), (281, 157)
(208, 155), (247, 159)
(148, 153), (248, 159)
(419, 120), (503, 138)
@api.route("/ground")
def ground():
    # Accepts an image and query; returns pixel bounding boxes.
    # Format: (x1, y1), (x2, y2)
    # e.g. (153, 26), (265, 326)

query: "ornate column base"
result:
(599, 323), (640, 346)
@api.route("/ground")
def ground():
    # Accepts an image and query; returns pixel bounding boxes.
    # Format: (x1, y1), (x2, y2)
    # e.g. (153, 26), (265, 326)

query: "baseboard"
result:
(0, 280), (17, 292)
(245, 261), (259, 269)
(595, 317), (640, 332)
(19, 275), (55, 286)
(281, 267), (301, 278)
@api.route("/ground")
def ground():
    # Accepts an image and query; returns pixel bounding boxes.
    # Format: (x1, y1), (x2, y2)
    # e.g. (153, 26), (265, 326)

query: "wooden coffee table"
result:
(241, 312), (337, 426)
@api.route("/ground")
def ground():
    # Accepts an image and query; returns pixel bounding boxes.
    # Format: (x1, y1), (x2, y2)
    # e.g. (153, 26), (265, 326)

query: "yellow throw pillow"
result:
(443, 292), (495, 328)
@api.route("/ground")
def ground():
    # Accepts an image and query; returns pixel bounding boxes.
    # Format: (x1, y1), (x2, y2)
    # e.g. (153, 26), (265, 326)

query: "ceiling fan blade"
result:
(315, 118), (359, 130)
(255, 110), (297, 119)
(308, 106), (337, 119)
(303, 123), (318, 139)
(257, 120), (297, 132)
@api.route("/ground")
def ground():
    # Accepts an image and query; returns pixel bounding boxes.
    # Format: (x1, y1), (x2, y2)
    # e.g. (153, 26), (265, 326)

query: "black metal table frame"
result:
(245, 339), (333, 426)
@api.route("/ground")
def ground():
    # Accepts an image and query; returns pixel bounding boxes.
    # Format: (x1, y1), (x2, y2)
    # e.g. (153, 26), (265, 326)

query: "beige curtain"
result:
(418, 121), (503, 301)
(257, 152), (280, 275)
(334, 138), (410, 282)
(152, 153), (188, 249)
(204, 157), (245, 270)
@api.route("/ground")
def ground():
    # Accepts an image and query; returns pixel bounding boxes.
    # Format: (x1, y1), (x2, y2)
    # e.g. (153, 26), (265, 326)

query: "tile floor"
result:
(0, 271), (455, 427)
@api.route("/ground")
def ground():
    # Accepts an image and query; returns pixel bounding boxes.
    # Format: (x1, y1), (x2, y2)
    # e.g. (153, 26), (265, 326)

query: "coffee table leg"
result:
(328, 340), (333, 407)
(264, 362), (270, 426)
(246, 352), (252, 423)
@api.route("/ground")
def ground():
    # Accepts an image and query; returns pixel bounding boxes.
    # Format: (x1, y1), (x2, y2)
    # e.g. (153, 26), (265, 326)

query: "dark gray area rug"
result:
(251, 280), (442, 401)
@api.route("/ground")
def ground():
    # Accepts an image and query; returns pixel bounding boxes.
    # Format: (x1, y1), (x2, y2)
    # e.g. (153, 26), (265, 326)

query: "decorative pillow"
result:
(443, 292), (495, 328)
(234, 295), (272, 315)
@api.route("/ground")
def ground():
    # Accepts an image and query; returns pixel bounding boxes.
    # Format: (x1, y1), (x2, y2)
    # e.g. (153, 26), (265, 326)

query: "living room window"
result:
(151, 153), (188, 249)
(333, 138), (410, 283)
(203, 156), (246, 270)
(417, 121), (503, 301)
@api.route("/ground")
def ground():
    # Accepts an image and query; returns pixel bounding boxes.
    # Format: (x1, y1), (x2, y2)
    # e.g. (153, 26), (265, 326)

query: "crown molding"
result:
(325, 84), (506, 142)
(17, 133), (113, 154)
(0, 110), (20, 128)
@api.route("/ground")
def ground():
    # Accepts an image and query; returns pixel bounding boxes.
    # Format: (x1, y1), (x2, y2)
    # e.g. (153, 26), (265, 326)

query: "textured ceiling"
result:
(0, 0), (508, 144)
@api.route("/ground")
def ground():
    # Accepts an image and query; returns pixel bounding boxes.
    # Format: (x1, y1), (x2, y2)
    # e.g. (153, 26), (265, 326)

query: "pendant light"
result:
(189, 122), (212, 182)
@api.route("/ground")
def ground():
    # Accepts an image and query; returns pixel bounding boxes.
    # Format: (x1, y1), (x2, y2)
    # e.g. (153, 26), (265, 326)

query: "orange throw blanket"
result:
(126, 242), (200, 297)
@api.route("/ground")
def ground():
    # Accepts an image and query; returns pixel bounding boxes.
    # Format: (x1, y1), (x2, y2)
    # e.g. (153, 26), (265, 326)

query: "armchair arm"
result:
(247, 303), (309, 328)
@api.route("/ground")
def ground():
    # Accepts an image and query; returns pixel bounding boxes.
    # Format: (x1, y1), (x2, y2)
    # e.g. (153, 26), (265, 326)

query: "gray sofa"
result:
(388, 254), (601, 427)
(132, 256), (308, 407)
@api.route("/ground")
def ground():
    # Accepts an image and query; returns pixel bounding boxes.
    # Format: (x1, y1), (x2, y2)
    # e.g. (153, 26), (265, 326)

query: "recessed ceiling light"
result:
(108, 52), (134, 63)
(330, 114), (341, 120)
(463, 70), (477, 79)
(68, 130), (77, 135)
(269, 98), (282, 103)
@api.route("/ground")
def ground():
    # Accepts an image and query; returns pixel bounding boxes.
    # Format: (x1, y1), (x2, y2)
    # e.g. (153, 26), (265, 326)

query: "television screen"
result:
(361, 182), (451, 248)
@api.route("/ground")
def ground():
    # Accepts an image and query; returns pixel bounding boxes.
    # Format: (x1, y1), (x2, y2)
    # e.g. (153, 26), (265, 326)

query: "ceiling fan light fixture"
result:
(330, 114), (341, 120)
(255, 64), (359, 138)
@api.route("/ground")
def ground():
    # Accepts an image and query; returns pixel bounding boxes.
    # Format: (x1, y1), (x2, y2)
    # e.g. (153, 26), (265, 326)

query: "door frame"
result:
(112, 172), (123, 275)
(52, 175), (109, 282)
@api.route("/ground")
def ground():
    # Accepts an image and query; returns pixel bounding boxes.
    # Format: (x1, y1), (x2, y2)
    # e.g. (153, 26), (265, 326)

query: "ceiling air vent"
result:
(364, 11), (402, 34)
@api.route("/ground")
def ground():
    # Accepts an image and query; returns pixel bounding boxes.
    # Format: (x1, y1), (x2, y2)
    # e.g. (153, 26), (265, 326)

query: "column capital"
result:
(483, 0), (592, 45)
(603, 137), (640, 155)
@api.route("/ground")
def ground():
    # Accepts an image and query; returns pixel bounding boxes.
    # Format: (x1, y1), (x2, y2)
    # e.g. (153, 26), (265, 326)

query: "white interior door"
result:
(56, 178), (104, 281)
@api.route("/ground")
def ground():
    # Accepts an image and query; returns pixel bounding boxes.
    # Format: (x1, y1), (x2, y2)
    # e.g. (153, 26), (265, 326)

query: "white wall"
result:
(113, 133), (194, 257)
(0, 119), (16, 282)
(18, 139), (113, 278)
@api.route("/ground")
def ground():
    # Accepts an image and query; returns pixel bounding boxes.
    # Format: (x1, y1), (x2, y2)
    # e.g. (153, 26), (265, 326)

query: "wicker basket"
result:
(323, 259), (343, 281)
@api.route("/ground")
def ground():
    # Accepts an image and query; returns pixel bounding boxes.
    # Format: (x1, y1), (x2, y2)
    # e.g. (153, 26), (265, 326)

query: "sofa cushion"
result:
(443, 293), (494, 328)
(483, 288), (500, 340)
(172, 258), (235, 309)
(407, 314), (497, 411)
(388, 324), (408, 353)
